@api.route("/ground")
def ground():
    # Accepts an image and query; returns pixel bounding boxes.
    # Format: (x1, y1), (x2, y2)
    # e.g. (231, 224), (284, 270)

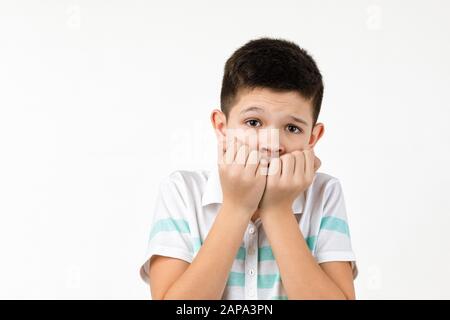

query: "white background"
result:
(1, 0), (449, 299)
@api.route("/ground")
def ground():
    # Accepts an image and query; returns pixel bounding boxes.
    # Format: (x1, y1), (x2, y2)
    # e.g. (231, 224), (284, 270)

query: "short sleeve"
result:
(314, 179), (358, 279)
(139, 171), (194, 284)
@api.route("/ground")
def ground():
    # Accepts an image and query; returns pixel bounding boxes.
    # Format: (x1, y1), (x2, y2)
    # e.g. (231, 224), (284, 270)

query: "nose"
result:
(259, 145), (285, 158)
(256, 128), (285, 158)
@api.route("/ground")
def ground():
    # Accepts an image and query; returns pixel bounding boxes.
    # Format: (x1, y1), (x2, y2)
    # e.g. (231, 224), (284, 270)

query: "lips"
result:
(259, 151), (280, 161)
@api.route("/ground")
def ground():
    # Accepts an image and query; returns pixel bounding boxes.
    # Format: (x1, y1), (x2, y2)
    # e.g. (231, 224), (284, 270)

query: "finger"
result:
(304, 149), (315, 181)
(217, 134), (226, 165)
(292, 151), (302, 175)
(247, 129), (259, 152)
(281, 154), (295, 179)
(313, 155), (321, 172)
(224, 136), (238, 164)
(246, 149), (259, 172)
(257, 156), (270, 176)
(267, 157), (281, 177)
(235, 143), (250, 166)
(293, 151), (305, 177)
(234, 138), (244, 161)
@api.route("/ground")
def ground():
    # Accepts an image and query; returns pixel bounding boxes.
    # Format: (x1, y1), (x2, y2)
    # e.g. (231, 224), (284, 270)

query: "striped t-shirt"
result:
(140, 166), (358, 299)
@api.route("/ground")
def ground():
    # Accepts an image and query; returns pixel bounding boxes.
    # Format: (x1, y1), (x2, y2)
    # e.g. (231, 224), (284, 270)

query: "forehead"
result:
(231, 87), (313, 118)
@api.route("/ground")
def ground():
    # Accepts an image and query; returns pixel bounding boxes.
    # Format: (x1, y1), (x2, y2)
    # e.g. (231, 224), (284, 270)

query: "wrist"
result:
(221, 200), (255, 220)
(259, 202), (293, 218)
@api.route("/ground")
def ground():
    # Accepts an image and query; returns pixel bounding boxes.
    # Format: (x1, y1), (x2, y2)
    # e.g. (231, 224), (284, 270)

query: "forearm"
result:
(164, 203), (251, 300)
(261, 208), (347, 300)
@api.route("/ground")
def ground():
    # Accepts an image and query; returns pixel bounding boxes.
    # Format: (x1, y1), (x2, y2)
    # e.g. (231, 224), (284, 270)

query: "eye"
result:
(245, 119), (262, 128)
(286, 124), (303, 134)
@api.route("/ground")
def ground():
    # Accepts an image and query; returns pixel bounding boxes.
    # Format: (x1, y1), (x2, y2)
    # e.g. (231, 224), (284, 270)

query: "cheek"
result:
(224, 126), (259, 147)
(244, 129), (259, 148)
(284, 136), (309, 152)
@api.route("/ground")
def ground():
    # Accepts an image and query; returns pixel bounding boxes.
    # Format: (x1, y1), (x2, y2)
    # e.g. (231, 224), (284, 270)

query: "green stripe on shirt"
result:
(227, 272), (245, 286)
(258, 273), (281, 288)
(319, 216), (350, 236)
(305, 235), (317, 252)
(258, 246), (275, 261)
(236, 247), (246, 260)
(192, 237), (203, 252)
(272, 295), (288, 300)
(258, 237), (316, 261)
(149, 218), (190, 240)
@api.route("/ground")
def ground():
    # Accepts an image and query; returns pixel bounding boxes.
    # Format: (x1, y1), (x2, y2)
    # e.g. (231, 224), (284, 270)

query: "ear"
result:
(308, 122), (325, 148)
(210, 109), (228, 141)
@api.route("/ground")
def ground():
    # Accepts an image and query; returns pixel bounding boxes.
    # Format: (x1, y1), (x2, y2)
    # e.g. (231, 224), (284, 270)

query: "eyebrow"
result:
(240, 106), (265, 114)
(240, 105), (309, 126)
(289, 115), (309, 126)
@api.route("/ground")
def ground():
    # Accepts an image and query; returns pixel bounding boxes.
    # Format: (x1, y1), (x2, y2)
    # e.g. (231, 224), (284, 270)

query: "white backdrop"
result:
(1, 0), (449, 299)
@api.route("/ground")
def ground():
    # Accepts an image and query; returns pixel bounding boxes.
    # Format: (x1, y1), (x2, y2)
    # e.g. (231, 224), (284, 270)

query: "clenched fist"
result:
(218, 136), (269, 216)
(258, 149), (320, 212)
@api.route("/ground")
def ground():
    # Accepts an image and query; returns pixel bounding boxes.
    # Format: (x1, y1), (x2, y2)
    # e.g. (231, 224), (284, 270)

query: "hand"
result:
(218, 135), (269, 216)
(258, 149), (319, 213)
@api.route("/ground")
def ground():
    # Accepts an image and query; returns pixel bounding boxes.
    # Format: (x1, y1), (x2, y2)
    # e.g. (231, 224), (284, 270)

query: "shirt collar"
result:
(201, 165), (305, 214)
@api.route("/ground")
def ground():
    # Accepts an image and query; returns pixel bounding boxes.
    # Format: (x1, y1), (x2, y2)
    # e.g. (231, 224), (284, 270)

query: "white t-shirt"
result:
(140, 166), (358, 300)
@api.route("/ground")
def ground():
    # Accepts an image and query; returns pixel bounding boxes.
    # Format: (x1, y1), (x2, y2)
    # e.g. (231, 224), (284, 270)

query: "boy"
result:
(139, 37), (358, 300)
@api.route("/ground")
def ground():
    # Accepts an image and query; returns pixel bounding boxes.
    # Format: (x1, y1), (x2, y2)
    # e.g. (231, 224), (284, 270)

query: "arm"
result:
(259, 149), (355, 300)
(150, 203), (252, 300)
(261, 207), (355, 299)
(149, 135), (268, 299)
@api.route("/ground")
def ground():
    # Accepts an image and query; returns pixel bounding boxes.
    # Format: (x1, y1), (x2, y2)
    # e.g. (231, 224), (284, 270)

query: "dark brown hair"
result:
(220, 37), (324, 126)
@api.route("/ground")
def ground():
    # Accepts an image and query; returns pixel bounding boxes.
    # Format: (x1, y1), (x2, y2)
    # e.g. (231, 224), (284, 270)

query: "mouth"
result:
(259, 152), (280, 161)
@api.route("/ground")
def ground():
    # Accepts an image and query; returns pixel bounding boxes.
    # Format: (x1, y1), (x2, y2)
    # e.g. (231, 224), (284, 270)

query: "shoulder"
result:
(307, 172), (347, 209)
(162, 169), (209, 185)
(311, 172), (343, 194)
(158, 169), (211, 204)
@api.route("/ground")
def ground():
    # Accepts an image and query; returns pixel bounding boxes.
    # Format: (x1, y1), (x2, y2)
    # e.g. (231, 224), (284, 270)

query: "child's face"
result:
(211, 87), (324, 159)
